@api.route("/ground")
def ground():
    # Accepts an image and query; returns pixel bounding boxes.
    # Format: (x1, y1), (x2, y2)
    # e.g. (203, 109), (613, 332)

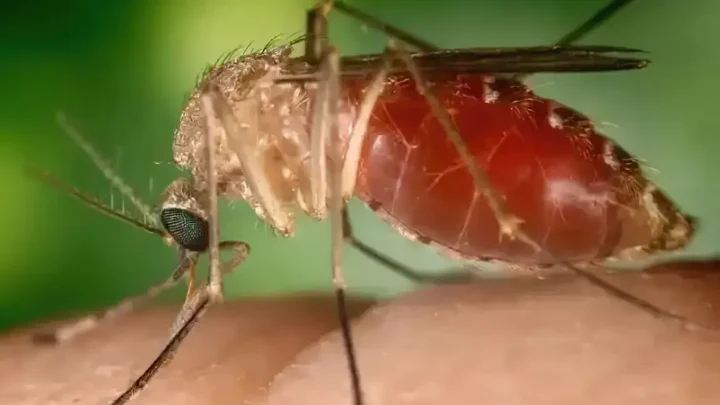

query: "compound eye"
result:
(160, 208), (209, 252)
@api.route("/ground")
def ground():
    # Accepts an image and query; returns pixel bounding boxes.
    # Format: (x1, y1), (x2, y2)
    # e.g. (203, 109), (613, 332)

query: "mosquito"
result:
(29, 0), (696, 404)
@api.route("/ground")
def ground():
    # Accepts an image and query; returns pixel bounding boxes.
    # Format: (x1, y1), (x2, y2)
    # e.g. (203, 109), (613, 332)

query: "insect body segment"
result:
(172, 44), (357, 237)
(348, 73), (694, 264)
(171, 47), (693, 267)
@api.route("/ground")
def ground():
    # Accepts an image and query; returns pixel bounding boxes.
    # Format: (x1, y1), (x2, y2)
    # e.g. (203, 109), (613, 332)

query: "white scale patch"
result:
(603, 140), (620, 170)
(548, 111), (563, 129)
(482, 83), (499, 104)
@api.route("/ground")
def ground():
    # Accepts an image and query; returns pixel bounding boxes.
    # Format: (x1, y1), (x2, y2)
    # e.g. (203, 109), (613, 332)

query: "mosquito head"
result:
(160, 177), (209, 252)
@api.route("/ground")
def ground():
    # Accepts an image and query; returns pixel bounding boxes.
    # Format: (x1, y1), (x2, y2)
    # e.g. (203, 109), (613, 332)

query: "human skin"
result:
(1, 260), (719, 405)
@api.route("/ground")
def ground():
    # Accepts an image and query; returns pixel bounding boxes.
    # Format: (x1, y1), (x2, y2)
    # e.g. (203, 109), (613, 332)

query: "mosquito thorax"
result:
(169, 41), (356, 238)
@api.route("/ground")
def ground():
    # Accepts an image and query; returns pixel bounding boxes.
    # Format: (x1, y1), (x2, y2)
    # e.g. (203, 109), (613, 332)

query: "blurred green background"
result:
(0, 0), (717, 331)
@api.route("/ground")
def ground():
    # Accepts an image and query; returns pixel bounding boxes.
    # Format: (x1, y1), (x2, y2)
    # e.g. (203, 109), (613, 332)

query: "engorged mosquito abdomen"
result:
(346, 74), (694, 265)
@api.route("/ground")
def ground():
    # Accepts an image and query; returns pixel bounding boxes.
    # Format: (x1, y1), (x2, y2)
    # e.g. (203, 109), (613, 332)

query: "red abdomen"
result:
(345, 74), (693, 265)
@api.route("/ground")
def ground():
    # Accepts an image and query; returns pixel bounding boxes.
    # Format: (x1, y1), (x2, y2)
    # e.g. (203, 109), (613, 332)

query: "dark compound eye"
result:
(160, 208), (209, 252)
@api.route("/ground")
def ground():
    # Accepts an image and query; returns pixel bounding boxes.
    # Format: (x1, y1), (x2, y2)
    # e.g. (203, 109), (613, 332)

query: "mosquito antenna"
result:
(56, 111), (159, 228)
(556, 0), (639, 47)
(27, 168), (164, 238)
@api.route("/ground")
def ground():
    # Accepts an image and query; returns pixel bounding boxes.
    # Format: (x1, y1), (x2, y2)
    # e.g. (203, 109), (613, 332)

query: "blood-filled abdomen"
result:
(345, 74), (694, 265)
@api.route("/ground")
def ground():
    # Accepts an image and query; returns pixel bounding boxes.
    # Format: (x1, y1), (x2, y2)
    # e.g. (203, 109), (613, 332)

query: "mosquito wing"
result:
(279, 45), (648, 81)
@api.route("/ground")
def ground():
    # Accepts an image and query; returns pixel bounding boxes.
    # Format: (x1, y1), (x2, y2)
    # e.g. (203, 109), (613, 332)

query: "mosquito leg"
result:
(169, 241), (250, 338)
(388, 42), (540, 250)
(341, 207), (476, 284)
(566, 263), (704, 330)
(555, 0), (638, 47)
(143, 79), (230, 395)
(340, 49), (390, 199)
(218, 240), (252, 274)
(305, 1), (330, 65)
(184, 259), (197, 301)
(110, 287), (210, 405)
(513, 0), (640, 81)
(311, 3), (472, 284)
(32, 252), (198, 345)
(332, 1), (438, 52)
(199, 82), (294, 236)
(106, 241), (248, 405)
(198, 82), (224, 303)
(326, 49), (364, 405)
(307, 3), (330, 217)
(109, 77), (253, 404)
(305, 4), (364, 404)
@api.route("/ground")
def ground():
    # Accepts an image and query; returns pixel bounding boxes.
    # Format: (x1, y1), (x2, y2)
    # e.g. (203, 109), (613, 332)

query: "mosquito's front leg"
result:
(109, 241), (249, 405)
(304, 1), (335, 218)
(198, 83), (224, 302)
(110, 85), (252, 402)
(199, 83), (295, 237)
(169, 241), (250, 338)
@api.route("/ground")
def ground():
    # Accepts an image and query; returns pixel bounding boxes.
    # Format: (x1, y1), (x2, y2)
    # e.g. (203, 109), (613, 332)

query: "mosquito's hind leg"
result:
(501, 0), (697, 325)
(513, 0), (640, 82)
(564, 263), (703, 330)
(341, 208), (477, 284)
